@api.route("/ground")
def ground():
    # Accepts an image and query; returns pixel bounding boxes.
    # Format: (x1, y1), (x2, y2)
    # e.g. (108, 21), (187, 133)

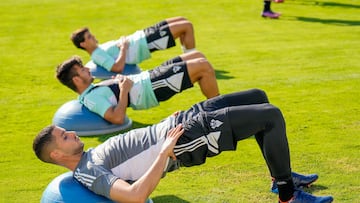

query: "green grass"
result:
(0, 0), (359, 202)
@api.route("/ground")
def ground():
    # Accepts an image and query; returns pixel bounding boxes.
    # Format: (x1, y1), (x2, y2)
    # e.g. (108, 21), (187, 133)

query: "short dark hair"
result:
(71, 27), (89, 50)
(33, 125), (56, 163)
(56, 56), (83, 92)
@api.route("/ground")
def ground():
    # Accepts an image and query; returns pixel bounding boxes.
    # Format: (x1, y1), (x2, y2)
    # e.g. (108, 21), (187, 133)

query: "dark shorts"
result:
(143, 20), (176, 52)
(174, 108), (235, 167)
(149, 61), (193, 102)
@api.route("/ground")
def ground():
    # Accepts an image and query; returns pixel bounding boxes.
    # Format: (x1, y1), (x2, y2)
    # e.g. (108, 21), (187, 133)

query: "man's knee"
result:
(196, 58), (212, 69)
(197, 58), (215, 77)
(185, 20), (194, 31)
(187, 58), (208, 67)
(188, 51), (205, 59)
(176, 16), (193, 28)
(249, 88), (269, 103)
(169, 16), (187, 22)
(263, 104), (284, 120)
(186, 58), (215, 81)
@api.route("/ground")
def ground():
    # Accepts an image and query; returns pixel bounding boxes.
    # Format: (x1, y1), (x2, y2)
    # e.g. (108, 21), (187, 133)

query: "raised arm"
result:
(103, 76), (133, 124)
(109, 125), (184, 203)
(111, 37), (129, 73)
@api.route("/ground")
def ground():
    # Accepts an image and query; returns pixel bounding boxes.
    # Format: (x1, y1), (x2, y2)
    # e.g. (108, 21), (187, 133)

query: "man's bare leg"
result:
(166, 17), (195, 51)
(186, 58), (219, 99)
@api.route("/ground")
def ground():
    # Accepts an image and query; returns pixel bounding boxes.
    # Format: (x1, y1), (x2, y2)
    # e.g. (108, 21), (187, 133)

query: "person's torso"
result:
(77, 116), (176, 182)
(91, 30), (150, 67)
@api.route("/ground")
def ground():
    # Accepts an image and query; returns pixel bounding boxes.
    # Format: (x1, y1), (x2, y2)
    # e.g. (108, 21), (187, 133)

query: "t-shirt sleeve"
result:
(92, 48), (115, 71)
(91, 173), (119, 199)
(83, 91), (113, 117)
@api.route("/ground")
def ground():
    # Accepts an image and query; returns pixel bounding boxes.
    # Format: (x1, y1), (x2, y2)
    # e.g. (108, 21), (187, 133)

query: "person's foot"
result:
(279, 190), (333, 203)
(271, 172), (319, 194)
(292, 172), (319, 188)
(261, 11), (281, 19)
(273, 0), (284, 3)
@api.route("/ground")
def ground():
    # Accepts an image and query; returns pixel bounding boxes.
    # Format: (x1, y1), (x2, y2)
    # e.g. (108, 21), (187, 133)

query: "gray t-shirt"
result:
(74, 116), (177, 198)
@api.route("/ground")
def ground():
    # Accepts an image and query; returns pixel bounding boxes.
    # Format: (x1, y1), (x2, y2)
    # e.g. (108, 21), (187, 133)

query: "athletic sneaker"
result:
(273, 0), (284, 3)
(271, 172), (319, 193)
(279, 190), (333, 203)
(261, 11), (281, 19)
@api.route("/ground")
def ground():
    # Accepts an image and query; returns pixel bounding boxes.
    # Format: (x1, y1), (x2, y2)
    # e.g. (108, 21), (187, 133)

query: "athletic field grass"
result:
(0, 0), (359, 202)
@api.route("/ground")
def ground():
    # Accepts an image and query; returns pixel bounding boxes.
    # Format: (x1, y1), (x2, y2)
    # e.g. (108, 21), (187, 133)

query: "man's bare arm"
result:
(103, 76), (133, 124)
(109, 125), (184, 203)
(111, 37), (129, 73)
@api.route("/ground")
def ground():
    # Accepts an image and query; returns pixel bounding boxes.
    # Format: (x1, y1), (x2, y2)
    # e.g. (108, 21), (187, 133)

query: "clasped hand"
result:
(114, 74), (133, 92)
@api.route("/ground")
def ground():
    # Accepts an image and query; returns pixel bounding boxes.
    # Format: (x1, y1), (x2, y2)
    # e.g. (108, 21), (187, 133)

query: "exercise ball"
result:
(41, 172), (153, 203)
(85, 60), (141, 79)
(41, 172), (114, 203)
(53, 100), (132, 136)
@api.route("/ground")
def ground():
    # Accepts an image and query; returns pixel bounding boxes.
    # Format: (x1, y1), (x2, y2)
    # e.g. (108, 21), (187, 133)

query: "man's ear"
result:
(72, 75), (81, 84)
(79, 41), (86, 50)
(50, 149), (62, 161)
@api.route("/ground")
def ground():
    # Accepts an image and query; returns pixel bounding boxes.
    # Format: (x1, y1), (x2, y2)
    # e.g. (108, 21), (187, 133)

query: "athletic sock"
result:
(182, 46), (196, 53)
(276, 178), (295, 202)
(263, 0), (271, 12)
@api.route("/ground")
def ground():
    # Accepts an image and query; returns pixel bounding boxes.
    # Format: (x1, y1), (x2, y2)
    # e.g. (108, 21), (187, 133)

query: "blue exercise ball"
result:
(41, 172), (114, 203)
(41, 172), (154, 203)
(85, 60), (141, 79)
(52, 100), (132, 136)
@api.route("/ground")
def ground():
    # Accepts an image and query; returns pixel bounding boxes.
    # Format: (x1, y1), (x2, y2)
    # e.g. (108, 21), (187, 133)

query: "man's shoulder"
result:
(74, 150), (116, 199)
